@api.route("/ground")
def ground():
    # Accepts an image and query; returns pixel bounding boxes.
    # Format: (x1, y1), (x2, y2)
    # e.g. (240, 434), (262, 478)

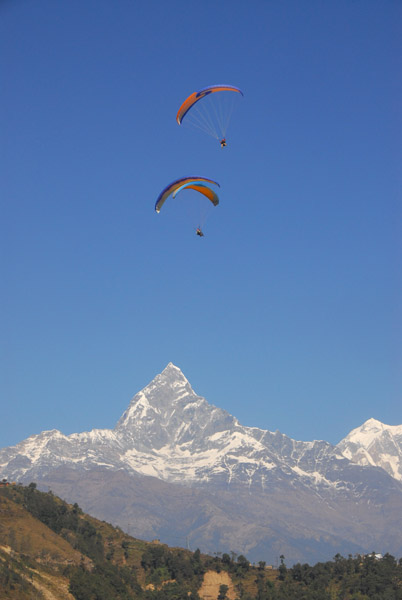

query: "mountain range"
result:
(1, 362), (401, 565)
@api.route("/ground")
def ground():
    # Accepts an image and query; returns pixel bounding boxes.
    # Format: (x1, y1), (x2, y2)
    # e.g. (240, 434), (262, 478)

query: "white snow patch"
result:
(291, 465), (334, 487)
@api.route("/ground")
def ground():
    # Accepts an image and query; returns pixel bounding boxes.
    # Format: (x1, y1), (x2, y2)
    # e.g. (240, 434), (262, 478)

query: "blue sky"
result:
(1, 0), (401, 448)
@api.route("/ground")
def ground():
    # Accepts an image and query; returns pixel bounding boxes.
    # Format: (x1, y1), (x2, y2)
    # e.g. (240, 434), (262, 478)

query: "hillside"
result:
(1, 483), (401, 599)
(0, 482), (280, 599)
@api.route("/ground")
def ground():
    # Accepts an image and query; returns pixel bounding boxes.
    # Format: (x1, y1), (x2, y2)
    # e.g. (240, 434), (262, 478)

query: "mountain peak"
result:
(338, 419), (386, 449)
(114, 364), (199, 439)
(163, 362), (181, 372)
(341, 418), (402, 445)
(158, 362), (190, 387)
(337, 418), (402, 482)
(362, 418), (384, 429)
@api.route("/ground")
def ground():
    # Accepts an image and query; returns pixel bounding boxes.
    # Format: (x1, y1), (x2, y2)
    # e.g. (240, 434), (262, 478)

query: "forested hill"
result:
(0, 482), (401, 599)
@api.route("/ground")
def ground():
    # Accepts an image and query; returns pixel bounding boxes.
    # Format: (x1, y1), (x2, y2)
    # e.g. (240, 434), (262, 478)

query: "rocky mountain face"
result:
(1, 363), (401, 565)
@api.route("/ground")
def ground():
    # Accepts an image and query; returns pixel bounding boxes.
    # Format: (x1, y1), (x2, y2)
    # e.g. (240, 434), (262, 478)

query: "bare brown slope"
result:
(198, 570), (237, 600)
(0, 495), (83, 566)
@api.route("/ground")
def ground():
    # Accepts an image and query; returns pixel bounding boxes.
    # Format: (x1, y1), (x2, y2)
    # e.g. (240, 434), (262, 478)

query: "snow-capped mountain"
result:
(0, 363), (364, 489)
(337, 418), (402, 482)
(1, 363), (401, 565)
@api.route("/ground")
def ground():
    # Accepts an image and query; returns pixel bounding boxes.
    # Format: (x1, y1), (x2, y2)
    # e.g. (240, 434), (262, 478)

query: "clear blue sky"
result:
(1, 0), (401, 448)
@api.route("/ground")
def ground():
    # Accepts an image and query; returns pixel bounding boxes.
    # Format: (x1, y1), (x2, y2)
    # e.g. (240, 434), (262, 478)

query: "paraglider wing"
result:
(172, 182), (219, 207)
(155, 176), (219, 213)
(176, 85), (244, 125)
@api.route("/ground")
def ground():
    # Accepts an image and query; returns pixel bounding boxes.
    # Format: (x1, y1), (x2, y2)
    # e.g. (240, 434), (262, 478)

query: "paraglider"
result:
(154, 84), (244, 236)
(155, 177), (219, 236)
(176, 85), (243, 147)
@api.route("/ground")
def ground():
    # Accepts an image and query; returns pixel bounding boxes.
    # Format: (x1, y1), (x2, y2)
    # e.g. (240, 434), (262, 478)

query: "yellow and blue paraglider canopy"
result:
(176, 84), (243, 145)
(155, 176), (220, 213)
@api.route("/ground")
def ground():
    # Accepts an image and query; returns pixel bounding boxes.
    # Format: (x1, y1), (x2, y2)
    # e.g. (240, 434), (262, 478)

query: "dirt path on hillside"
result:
(198, 570), (236, 600)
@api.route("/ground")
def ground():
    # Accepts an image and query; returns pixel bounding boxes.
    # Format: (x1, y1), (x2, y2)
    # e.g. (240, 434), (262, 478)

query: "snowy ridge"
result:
(337, 418), (402, 481)
(1, 364), (401, 494)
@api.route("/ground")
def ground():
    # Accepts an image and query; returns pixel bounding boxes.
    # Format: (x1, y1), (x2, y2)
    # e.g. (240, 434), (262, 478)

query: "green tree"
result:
(217, 584), (229, 599)
(278, 555), (287, 581)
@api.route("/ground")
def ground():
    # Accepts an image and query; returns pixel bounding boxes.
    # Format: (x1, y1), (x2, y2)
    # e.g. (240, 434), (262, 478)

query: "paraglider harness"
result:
(196, 227), (204, 237)
(220, 138), (227, 148)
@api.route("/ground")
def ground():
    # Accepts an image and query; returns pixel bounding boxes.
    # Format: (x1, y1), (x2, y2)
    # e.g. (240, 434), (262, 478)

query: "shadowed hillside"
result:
(0, 482), (401, 599)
